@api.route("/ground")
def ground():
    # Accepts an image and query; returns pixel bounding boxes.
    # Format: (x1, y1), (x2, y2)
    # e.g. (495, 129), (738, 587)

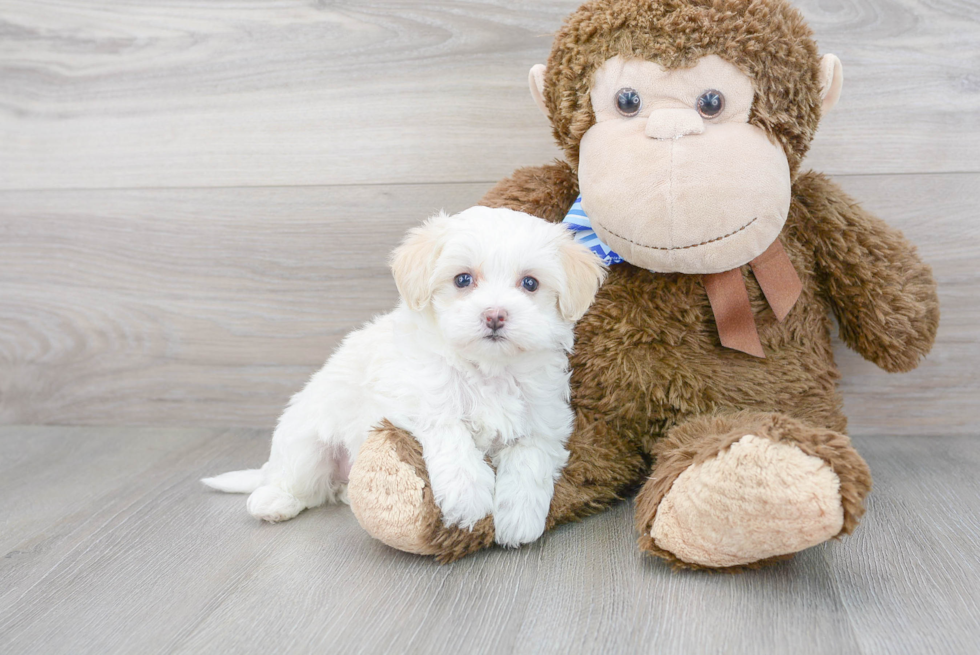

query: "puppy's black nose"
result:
(483, 308), (508, 332)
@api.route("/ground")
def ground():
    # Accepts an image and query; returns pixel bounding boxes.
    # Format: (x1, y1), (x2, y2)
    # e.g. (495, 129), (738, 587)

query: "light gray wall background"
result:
(2, 0), (977, 435)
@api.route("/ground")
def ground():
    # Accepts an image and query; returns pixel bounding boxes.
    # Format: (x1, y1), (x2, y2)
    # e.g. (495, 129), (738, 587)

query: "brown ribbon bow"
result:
(701, 239), (802, 358)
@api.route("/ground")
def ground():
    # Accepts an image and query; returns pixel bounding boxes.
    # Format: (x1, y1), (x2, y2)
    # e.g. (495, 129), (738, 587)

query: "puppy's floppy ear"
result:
(558, 237), (607, 321)
(390, 212), (450, 311)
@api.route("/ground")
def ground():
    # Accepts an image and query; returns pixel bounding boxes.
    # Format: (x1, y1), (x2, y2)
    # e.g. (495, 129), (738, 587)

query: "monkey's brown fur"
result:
(544, 0), (825, 173)
(348, 0), (939, 567)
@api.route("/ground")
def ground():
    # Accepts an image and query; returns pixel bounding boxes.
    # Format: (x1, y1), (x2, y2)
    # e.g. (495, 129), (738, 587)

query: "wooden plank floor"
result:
(0, 426), (978, 655)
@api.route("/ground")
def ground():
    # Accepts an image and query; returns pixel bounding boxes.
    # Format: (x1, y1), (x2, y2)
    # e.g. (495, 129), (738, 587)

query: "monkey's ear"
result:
(528, 64), (550, 119)
(819, 54), (844, 114)
(389, 213), (449, 311)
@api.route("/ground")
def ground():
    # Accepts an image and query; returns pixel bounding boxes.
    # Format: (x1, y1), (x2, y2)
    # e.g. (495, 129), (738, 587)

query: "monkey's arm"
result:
(479, 160), (580, 223)
(795, 171), (939, 373)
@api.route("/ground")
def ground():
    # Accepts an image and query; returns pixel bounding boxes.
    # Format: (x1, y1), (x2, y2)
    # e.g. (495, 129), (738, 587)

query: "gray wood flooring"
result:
(1, 426), (978, 655)
(2, 0), (979, 653)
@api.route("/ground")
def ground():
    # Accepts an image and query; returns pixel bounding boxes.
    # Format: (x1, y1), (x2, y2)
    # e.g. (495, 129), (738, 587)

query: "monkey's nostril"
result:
(645, 108), (705, 140)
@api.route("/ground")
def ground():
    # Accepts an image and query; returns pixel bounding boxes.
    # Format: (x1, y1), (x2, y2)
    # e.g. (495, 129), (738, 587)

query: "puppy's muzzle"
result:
(483, 308), (508, 336)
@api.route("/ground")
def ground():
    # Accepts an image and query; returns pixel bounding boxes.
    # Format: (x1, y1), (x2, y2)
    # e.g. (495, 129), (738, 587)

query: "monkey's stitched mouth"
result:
(594, 215), (758, 251)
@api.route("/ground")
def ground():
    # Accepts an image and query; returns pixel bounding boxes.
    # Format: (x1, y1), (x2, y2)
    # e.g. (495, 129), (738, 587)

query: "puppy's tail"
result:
(201, 467), (266, 494)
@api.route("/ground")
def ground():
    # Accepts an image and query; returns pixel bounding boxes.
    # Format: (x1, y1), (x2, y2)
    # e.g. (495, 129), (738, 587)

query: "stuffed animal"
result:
(345, 0), (940, 570)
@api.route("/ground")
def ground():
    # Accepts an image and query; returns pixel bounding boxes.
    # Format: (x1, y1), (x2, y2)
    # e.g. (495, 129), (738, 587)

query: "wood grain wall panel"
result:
(2, 0), (978, 191)
(1, 174), (975, 434)
(0, 182), (492, 426)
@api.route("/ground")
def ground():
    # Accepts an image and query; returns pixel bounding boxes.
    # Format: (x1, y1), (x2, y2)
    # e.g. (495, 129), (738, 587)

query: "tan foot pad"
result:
(651, 434), (844, 568)
(348, 436), (433, 555)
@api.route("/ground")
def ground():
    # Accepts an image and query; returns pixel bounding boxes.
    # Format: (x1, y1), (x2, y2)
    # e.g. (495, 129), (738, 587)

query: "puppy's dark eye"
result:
(454, 273), (473, 288)
(615, 87), (641, 116)
(696, 90), (724, 118)
(521, 276), (539, 292)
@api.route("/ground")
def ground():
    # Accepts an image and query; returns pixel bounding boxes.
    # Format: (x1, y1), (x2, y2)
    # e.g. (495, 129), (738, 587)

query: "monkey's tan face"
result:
(577, 55), (791, 274)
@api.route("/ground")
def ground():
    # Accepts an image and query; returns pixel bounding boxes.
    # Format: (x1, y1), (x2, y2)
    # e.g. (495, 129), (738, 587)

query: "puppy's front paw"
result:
(247, 485), (306, 523)
(493, 484), (551, 548)
(430, 460), (495, 530)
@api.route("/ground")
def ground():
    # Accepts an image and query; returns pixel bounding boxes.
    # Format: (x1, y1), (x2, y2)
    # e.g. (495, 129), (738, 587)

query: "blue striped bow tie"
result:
(562, 197), (623, 265)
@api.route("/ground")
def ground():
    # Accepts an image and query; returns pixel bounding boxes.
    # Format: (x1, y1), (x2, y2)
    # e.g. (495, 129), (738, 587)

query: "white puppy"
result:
(202, 206), (606, 547)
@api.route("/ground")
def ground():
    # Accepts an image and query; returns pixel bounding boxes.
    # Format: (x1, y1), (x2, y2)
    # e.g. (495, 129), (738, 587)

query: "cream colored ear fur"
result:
(389, 213), (449, 311)
(559, 239), (607, 321)
(819, 54), (843, 114)
(528, 64), (549, 119)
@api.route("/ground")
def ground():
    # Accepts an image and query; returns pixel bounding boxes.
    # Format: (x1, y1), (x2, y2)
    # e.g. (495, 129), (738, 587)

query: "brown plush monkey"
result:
(346, 0), (940, 570)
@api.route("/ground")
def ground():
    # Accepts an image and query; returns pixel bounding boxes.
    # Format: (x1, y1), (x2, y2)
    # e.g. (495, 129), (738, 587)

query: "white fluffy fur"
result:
(202, 206), (606, 548)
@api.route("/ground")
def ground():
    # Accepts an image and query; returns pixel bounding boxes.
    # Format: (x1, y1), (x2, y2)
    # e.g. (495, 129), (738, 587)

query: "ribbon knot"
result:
(562, 197), (802, 358)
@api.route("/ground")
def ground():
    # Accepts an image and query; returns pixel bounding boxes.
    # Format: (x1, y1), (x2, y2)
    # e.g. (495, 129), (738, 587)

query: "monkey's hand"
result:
(798, 171), (939, 372)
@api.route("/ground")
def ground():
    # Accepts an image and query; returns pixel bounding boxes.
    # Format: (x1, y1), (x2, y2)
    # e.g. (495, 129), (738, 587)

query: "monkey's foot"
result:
(635, 412), (871, 570)
(347, 421), (494, 563)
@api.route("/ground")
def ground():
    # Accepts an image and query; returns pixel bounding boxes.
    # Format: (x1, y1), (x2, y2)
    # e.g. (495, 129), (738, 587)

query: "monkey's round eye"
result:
(454, 273), (473, 288)
(696, 90), (725, 118)
(521, 276), (539, 292)
(615, 87), (642, 116)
